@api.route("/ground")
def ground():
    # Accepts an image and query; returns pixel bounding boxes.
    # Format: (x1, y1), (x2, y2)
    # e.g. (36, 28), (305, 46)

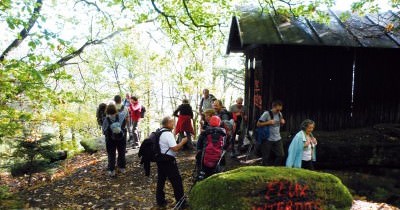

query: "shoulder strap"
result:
(157, 129), (172, 154)
(119, 105), (124, 112)
(268, 110), (273, 120)
(106, 117), (113, 131)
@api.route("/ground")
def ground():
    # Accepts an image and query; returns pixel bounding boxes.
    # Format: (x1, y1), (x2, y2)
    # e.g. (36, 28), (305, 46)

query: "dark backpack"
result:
(202, 128), (225, 168)
(138, 128), (172, 162)
(106, 115), (125, 141)
(254, 110), (280, 144)
(140, 105), (146, 118)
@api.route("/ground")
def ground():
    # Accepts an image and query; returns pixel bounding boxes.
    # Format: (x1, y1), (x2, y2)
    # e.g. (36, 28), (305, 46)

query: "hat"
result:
(209, 116), (221, 127)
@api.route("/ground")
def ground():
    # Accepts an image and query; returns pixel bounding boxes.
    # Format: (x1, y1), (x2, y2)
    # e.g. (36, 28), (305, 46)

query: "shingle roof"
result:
(227, 10), (400, 54)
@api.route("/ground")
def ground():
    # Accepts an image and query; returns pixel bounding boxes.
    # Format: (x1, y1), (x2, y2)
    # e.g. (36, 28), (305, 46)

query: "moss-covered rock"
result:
(80, 137), (104, 154)
(189, 166), (352, 210)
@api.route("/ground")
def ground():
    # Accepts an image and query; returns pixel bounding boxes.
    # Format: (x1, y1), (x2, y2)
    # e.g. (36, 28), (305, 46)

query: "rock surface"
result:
(190, 166), (353, 210)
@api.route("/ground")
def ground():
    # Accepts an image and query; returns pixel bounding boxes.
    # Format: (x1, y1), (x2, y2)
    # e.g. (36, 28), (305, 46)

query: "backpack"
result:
(140, 105), (146, 118)
(255, 110), (281, 144)
(106, 115), (125, 141)
(138, 128), (172, 162)
(202, 128), (225, 168)
(96, 103), (107, 126)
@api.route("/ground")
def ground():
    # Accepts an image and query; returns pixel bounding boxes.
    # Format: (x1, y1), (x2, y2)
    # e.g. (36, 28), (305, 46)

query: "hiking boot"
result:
(107, 170), (116, 177)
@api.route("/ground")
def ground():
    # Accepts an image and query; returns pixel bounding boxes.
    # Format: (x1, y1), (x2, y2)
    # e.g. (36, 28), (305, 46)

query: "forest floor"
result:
(1, 141), (399, 209)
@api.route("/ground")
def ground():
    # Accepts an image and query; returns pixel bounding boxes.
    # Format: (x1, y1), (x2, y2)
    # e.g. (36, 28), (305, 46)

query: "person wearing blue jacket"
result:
(286, 119), (317, 169)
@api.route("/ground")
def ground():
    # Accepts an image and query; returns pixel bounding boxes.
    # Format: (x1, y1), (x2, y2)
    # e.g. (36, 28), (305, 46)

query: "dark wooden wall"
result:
(244, 45), (400, 132)
(352, 48), (400, 126)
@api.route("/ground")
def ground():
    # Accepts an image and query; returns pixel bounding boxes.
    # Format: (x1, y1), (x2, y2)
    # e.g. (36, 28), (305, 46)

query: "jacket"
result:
(286, 130), (317, 168)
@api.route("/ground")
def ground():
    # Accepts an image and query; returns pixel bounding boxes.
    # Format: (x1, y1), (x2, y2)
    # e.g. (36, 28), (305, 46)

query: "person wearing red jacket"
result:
(129, 96), (142, 148)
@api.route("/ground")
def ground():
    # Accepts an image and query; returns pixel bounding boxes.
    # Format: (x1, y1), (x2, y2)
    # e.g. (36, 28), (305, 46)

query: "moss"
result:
(189, 166), (352, 210)
(79, 138), (99, 154)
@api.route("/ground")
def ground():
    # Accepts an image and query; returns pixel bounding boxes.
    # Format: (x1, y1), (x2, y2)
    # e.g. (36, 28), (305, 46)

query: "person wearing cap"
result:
(195, 116), (226, 177)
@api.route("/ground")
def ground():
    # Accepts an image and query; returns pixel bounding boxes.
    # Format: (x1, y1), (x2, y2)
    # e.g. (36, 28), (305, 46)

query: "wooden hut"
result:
(227, 10), (400, 132)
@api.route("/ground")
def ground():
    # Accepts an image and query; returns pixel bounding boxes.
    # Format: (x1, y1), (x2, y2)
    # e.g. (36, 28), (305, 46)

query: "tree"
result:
(11, 130), (57, 186)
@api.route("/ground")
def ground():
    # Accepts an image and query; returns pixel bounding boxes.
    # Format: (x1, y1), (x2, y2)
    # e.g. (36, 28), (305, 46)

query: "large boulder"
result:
(80, 137), (105, 154)
(309, 125), (400, 169)
(189, 166), (352, 210)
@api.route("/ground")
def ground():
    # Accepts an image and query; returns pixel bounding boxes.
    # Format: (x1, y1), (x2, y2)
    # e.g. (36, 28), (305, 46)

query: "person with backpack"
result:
(156, 116), (188, 207)
(114, 95), (129, 140)
(129, 96), (142, 148)
(102, 103), (128, 177)
(196, 115), (226, 179)
(122, 93), (133, 141)
(199, 89), (216, 131)
(286, 119), (317, 169)
(213, 99), (236, 157)
(229, 97), (246, 150)
(173, 99), (194, 150)
(256, 100), (286, 166)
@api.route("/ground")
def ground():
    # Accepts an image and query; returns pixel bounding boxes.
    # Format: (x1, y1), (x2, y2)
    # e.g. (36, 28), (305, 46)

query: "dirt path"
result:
(12, 145), (400, 210)
(18, 148), (199, 209)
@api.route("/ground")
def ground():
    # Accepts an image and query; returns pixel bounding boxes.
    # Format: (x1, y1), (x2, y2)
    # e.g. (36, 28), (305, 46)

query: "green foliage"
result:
(190, 166), (353, 210)
(11, 132), (57, 186)
(10, 159), (51, 177)
(0, 185), (23, 209)
(0, 185), (11, 200)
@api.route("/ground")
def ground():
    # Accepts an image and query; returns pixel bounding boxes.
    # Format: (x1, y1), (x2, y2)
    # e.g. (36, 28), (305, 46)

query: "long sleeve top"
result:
(286, 130), (317, 168)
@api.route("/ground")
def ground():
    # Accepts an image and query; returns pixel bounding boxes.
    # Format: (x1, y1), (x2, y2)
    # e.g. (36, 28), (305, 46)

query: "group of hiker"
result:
(96, 94), (145, 176)
(97, 89), (318, 208)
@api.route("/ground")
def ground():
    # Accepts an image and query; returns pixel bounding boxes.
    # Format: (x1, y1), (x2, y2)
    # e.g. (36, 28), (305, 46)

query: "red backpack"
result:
(203, 130), (225, 168)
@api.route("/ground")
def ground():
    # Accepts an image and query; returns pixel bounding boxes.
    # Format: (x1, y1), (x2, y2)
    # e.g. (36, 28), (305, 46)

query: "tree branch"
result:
(75, 0), (115, 30)
(44, 29), (127, 74)
(0, 0), (43, 61)
(182, 0), (219, 28)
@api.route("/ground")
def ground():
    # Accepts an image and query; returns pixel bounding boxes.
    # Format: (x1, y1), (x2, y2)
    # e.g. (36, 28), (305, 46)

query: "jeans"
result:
(261, 139), (284, 166)
(105, 134), (127, 171)
(131, 121), (139, 146)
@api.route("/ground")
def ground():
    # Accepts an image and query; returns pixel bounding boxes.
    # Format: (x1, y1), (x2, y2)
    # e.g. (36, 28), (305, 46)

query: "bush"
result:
(10, 160), (50, 177)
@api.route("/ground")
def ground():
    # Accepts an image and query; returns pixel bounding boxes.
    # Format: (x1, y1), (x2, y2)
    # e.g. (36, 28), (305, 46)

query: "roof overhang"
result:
(226, 10), (400, 54)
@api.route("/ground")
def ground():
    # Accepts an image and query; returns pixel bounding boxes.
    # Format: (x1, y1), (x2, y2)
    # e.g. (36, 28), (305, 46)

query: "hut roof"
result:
(227, 10), (400, 54)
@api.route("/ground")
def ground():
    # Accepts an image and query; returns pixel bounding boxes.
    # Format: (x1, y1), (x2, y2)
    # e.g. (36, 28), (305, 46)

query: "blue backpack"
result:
(255, 110), (280, 144)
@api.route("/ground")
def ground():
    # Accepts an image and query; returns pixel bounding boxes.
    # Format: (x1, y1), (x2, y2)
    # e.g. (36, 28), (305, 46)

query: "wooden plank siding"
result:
(244, 45), (400, 132)
(352, 48), (400, 127)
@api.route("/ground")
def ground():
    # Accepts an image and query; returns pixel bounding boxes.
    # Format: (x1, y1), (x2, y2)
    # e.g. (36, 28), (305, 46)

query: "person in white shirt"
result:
(156, 116), (188, 207)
